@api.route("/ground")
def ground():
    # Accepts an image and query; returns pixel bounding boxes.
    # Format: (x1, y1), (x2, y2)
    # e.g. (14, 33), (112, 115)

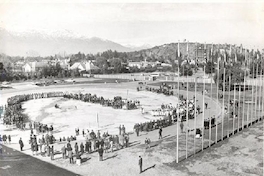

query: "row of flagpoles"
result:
(175, 41), (263, 163)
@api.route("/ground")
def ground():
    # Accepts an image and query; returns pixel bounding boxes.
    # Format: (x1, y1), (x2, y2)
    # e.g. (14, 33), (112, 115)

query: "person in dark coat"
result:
(50, 145), (54, 160)
(98, 147), (104, 161)
(180, 121), (184, 133)
(68, 146), (73, 164)
(8, 135), (11, 144)
(19, 138), (24, 151)
(85, 141), (89, 153)
(74, 142), (79, 154)
(139, 156), (143, 173)
(158, 127), (162, 139)
(80, 142), (84, 155)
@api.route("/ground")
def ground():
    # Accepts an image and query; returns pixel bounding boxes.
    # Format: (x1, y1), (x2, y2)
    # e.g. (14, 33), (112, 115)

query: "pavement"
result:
(0, 144), (79, 176)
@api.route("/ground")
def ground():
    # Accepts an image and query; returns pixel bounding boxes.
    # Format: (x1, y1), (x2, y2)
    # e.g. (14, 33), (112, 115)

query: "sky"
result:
(0, 0), (263, 49)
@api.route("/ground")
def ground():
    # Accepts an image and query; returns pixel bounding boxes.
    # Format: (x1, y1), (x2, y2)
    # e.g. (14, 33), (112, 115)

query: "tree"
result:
(205, 61), (215, 74)
(110, 58), (122, 73)
(95, 57), (109, 74)
(214, 63), (244, 90)
(180, 64), (193, 76)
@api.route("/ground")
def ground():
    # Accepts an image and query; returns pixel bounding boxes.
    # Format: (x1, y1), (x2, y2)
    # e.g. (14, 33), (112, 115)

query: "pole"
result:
(227, 73), (231, 137)
(221, 68), (225, 140)
(233, 82), (236, 135)
(202, 65), (205, 150)
(238, 73), (241, 131)
(186, 74), (189, 159)
(194, 77), (197, 155)
(242, 69), (246, 129)
(209, 44), (212, 147)
(176, 48), (180, 163)
(258, 65), (262, 121)
(254, 63), (258, 122)
(215, 58), (219, 143)
(250, 62), (254, 126)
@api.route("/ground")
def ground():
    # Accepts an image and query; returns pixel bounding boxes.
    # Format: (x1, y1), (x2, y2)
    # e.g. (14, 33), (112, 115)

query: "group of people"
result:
(0, 134), (11, 144)
(63, 92), (140, 110)
(134, 118), (171, 134)
(3, 92), (64, 128)
(145, 84), (174, 96)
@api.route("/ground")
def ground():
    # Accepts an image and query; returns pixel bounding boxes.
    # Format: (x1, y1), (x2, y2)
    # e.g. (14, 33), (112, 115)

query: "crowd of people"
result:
(63, 92), (140, 110)
(3, 92), (64, 127)
(145, 84), (174, 96)
(0, 134), (11, 144)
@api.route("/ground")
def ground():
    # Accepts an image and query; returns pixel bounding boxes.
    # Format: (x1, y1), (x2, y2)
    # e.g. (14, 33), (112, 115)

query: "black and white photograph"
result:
(0, 0), (263, 176)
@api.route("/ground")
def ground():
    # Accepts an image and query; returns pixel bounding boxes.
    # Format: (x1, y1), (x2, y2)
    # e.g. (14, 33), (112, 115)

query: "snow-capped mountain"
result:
(0, 28), (138, 56)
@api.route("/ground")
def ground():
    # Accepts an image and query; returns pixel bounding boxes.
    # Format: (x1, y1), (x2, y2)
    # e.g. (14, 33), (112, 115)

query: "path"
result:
(0, 144), (78, 176)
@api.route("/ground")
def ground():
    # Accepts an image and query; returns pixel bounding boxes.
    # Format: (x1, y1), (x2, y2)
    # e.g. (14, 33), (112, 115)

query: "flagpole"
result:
(194, 76), (197, 155)
(221, 67), (225, 140)
(233, 82), (236, 135)
(258, 64), (262, 121)
(238, 73), (241, 131)
(242, 68), (246, 129)
(215, 57), (219, 143)
(176, 45), (180, 163)
(185, 41), (189, 159)
(227, 73), (231, 137)
(202, 65), (205, 150)
(254, 63), (258, 122)
(209, 43), (212, 147)
(250, 62), (254, 126)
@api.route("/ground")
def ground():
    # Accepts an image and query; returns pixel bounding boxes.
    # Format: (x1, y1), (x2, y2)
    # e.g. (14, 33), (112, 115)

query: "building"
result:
(69, 61), (99, 72)
(23, 61), (48, 73)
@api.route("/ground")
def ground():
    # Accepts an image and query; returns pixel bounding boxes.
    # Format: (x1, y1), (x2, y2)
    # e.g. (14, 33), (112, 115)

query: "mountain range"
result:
(0, 28), (151, 57)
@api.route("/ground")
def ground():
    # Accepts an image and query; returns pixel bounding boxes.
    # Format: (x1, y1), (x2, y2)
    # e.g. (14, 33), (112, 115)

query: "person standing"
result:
(74, 142), (79, 154)
(139, 156), (143, 173)
(80, 142), (84, 155)
(180, 121), (184, 133)
(119, 125), (121, 135)
(8, 135), (11, 144)
(158, 127), (162, 139)
(68, 146), (73, 164)
(19, 138), (24, 151)
(61, 145), (66, 159)
(121, 125), (126, 135)
(98, 147), (104, 161)
(50, 145), (54, 160)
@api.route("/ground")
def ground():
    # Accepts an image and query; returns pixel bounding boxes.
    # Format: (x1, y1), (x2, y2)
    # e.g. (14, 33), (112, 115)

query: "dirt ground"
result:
(0, 80), (263, 176)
